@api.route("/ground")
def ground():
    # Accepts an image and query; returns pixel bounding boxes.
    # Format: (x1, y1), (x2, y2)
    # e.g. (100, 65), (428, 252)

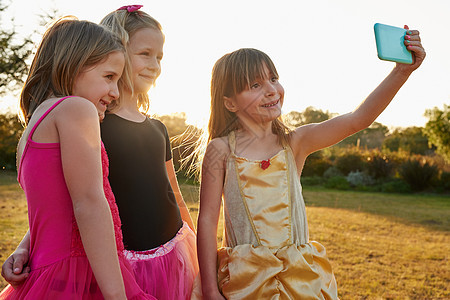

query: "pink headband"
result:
(117, 5), (143, 12)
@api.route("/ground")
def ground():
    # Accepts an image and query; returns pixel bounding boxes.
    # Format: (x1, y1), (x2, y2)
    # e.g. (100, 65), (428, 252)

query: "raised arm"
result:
(166, 158), (196, 231)
(291, 27), (426, 158)
(197, 139), (227, 300)
(58, 98), (126, 300)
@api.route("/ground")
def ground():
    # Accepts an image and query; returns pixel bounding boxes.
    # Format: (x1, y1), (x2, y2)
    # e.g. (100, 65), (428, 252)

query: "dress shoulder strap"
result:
(18, 96), (75, 184)
(227, 131), (236, 154)
(27, 96), (74, 141)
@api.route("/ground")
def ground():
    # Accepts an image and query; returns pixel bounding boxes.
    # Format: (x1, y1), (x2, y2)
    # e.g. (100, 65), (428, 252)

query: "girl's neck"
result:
(114, 91), (147, 122)
(234, 125), (281, 161)
(237, 117), (274, 139)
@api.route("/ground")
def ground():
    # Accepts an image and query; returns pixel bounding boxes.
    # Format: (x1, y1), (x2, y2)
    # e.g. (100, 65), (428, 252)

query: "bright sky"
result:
(2, 0), (449, 129)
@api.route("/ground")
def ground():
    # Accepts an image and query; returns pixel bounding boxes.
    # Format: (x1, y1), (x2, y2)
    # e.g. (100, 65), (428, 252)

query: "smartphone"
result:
(374, 23), (413, 64)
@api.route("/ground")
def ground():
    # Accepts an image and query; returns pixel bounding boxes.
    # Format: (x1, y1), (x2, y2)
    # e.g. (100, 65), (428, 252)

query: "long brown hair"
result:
(19, 17), (124, 124)
(100, 8), (163, 114)
(185, 48), (291, 176)
(209, 48), (291, 144)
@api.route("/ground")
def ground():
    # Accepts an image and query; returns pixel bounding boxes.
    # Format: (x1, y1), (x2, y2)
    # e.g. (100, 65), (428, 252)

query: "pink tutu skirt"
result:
(124, 222), (199, 300)
(0, 255), (155, 300)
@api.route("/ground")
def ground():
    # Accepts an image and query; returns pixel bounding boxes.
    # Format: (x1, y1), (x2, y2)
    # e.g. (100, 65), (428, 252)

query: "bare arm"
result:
(291, 28), (426, 158)
(58, 98), (126, 300)
(1, 231), (31, 288)
(197, 139), (227, 299)
(166, 159), (196, 231)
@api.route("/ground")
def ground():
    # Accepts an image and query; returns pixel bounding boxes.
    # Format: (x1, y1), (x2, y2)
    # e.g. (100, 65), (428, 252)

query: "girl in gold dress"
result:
(193, 28), (425, 299)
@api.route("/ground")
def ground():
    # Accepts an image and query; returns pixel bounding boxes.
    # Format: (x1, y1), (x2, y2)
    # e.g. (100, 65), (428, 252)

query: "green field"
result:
(1, 171), (449, 299)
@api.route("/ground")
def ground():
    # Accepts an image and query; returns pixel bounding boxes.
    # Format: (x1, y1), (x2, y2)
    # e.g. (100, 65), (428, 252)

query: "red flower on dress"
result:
(260, 159), (270, 170)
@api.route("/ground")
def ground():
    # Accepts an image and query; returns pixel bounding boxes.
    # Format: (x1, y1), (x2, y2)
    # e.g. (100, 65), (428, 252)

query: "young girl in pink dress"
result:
(0, 17), (155, 299)
(193, 28), (425, 299)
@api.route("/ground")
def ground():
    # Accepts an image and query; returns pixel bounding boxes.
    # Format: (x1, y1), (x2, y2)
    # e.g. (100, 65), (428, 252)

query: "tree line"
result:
(0, 1), (448, 192)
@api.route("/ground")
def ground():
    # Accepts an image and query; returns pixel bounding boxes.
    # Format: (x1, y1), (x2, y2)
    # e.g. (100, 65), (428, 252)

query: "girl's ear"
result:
(224, 96), (238, 112)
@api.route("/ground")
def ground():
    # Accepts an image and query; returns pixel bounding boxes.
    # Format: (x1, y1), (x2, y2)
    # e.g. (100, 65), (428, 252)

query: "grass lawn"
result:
(1, 171), (449, 299)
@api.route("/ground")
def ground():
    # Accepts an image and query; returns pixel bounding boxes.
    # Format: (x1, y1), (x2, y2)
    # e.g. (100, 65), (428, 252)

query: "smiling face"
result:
(72, 51), (125, 121)
(225, 63), (284, 124)
(128, 27), (164, 94)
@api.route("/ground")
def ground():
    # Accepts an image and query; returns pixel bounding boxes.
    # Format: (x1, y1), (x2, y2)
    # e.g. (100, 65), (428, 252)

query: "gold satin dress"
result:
(194, 131), (339, 299)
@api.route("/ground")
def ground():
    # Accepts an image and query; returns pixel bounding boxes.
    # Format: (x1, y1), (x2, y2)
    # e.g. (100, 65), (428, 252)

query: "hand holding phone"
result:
(374, 23), (413, 64)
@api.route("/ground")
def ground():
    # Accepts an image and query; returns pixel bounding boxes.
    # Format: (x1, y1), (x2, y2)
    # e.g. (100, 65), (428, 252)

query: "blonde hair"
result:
(20, 17), (124, 124)
(185, 48), (291, 176)
(100, 8), (163, 114)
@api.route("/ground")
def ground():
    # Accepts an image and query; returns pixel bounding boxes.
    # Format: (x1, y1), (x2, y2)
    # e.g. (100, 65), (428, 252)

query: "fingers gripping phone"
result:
(374, 23), (413, 64)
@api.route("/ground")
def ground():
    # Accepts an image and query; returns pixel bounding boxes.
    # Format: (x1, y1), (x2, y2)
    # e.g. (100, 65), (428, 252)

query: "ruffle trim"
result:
(124, 222), (192, 260)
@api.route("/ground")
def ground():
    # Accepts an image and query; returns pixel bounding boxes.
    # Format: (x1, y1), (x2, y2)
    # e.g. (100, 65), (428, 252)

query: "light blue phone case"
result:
(374, 23), (413, 64)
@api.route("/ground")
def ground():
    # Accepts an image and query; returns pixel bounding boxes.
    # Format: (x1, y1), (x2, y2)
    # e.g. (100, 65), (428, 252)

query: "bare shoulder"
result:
(54, 97), (99, 126)
(205, 137), (230, 159)
(208, 136), (230, 152)
(55, 97), (97, 116)
(202, 136), (230, 172)
(53, 97), (100, 141)
(201, 137), (229, 188)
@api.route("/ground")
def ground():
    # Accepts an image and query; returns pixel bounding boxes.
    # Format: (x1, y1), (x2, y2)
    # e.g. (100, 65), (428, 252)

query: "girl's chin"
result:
(247, 113), (281, 124)
(261, 109), (282, 120)
(98, 111), (105, 122)
(135, 82), (154, 94)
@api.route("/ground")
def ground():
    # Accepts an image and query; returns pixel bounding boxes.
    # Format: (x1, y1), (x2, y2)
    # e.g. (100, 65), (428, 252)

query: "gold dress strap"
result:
(228, 131), (236, 153)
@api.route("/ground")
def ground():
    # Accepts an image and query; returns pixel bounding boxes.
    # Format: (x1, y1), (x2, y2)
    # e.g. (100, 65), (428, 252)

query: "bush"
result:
(346, 171), (375, 187)
(334, 150), (366, 175)
(0, 113), (23, 170)
(366, 151), (395, 179)
(381, 179), (412, 193)
(399, 158), (439, 191)
(437, 171), (450, 191)
(301, 176), (325, 186)
(323, 166), (343, 179)
(325, 176), (350, 190)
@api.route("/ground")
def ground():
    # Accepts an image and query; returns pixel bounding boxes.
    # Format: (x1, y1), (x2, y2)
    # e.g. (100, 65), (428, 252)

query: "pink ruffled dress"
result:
(124, 222), (198, 300)
(0, 97), (155, 300)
